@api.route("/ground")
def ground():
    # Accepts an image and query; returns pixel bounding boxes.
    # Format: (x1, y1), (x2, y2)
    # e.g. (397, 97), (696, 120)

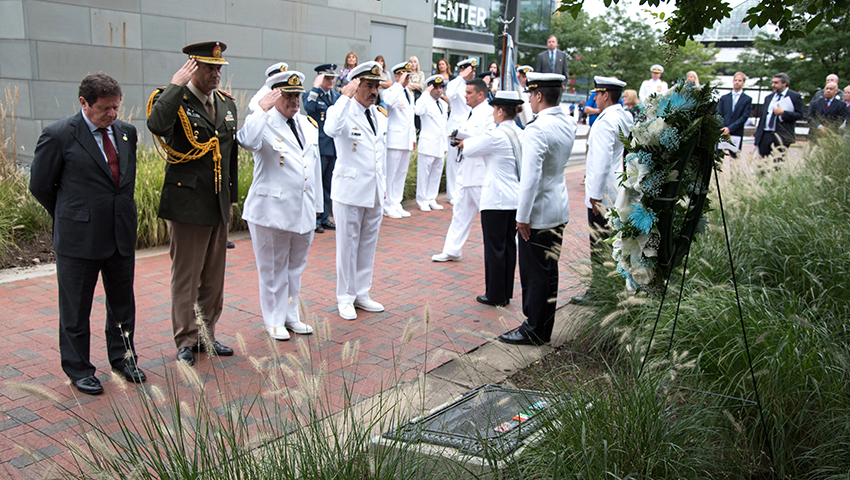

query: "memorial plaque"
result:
(383, 384), (561, 457)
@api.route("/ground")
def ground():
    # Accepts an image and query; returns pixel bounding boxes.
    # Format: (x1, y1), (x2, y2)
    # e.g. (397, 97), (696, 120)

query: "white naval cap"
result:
(425, 74), (446, 86)
(594, 76), (627, 92)
(265, 62), (289, 77)
(349, 61), (383, 81)
(489, 90), (524, 106)
(391, 61), (412, 74)
(650, 64), (664, 73)
(516, 65), (534, 74)
(525, 72), (565, 89)
(266, 71), (306, 92)
(457, 58), (477, 69)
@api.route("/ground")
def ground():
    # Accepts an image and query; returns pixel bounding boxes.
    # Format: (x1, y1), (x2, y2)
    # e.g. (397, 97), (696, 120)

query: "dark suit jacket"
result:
(535, 49), (569, 85)
(147, 85), (239, 227)
(303, 86), (341, 157)
(29, 113), (137, 260)
(717, 91), (752, 138)
(808, 96), (848, 130)
(754, 89), (804, 147)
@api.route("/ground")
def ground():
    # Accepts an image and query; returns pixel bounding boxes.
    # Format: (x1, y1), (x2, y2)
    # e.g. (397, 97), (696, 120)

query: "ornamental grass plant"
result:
(562, 133), (850, 478)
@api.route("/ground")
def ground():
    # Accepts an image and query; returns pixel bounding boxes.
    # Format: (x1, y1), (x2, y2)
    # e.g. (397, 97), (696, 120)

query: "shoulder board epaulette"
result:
(377, 105), (388, 117)
(307, 116), (318, 129)
(217, 89), (234, 100)
(527, 116), (537, 125)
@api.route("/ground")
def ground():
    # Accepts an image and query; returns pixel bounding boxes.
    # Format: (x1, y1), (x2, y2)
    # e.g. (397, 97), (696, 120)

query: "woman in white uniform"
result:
(237, 71), (322, 340)
(457, 91), (524, 307)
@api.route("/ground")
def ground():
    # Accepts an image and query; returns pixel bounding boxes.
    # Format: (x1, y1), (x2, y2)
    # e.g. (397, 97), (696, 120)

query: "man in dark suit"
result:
(147, 41), (239, 366)
(753, 72), (804, 158)
(303, 63), (341, 233)
(808, 81), (847, 135)
(717, 71), (753, 157)
(29, 73), (145, 395)
(535, 35), (569, 87)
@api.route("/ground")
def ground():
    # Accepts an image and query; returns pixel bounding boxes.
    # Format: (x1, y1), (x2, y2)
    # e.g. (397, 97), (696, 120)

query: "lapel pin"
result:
(122, 134), (128, 141)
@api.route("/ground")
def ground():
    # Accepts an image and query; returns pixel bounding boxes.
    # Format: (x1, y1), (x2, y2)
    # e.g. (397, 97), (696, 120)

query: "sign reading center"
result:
(434, 0), (489, 31)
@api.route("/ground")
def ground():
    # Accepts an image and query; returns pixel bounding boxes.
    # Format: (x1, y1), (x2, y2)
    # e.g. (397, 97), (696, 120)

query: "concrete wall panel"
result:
(31, 80), (80, 120)
(141, 0), (226, 21)
(0, 1), (25, 40)
(141, 14), (186, 52)
(0, 40), (33, 79)
(225, 0), (296, 31)
(53, 0), (140, 12)
(37, 43), (143, 85)
(0, 79), (31, 118)
(25, 1), (91, 44)
(325, 37), (369, 69)
(141, 50), (185, 86)
(91, 9), (142, 49)
(185, 21), (262, 59)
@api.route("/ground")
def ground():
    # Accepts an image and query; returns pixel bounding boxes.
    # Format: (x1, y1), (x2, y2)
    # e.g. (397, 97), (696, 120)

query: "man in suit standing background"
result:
(147, 41), (240, 366)
(535, 35), (569, 87)
(753, 72), (804, 159)
(717, 71), (753, 157)
(30, 73), (145, 395)
(808, 81), (847, 136)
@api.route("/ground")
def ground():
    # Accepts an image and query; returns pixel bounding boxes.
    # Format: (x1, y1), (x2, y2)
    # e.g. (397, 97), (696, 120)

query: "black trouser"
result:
(757, 132), (784, 158)
(56, 250), (136, 381)
(518, 224), (565, 343)
(480, 209), (517, 303)
(587, 207), (610, 287)
(317, 154), (336, 225)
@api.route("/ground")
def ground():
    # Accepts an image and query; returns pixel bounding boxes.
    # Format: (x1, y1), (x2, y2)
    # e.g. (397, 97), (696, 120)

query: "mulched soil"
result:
(510, 339), (622, 394)
(0, 231), (54, 269)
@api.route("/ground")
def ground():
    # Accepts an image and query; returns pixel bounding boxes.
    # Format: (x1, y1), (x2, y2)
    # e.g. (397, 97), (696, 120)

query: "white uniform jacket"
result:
(639, 78), (668, 103)
(585, 104), (633, 209)
(383, 83), (416, 150)
(456, 101), (495, 188)
(517, 106), (577, 229)
(445, 75), (471, 134)
(414, 94), (448, 158)
(462, 120), (522, 211)
(238, 108), (323, 234)
(324, 95), (388, 208)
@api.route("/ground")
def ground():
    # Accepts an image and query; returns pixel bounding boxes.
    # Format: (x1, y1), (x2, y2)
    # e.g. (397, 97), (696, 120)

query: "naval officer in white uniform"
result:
(457, 91), (524, 307)
(499, 72), (576, 346)
(571, 76), (633, 306)
(432, 78), (494, 262)
(248, 62), (288, 113)
(639, 64), (668, 103)
(444, 58), (477, 203)
(324, 61), (388, 320)
(382, 61), (417, 219)
(238, 70), (320, 340)
(415, 75), (449, 211)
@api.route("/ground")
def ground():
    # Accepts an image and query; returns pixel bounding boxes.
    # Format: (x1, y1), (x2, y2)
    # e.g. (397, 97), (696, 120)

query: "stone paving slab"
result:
(0, 166), (590, 479)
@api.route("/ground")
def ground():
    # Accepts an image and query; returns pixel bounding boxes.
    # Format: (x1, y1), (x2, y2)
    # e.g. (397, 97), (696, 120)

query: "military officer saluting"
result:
(414, 74), (449, 211)
(444, 58), (477, 203)
(249, 62), (288, 113)
(323, 61), (389, 321)
(146, 41), (239, 366)
(238, 70), (321, 341)
(382, 61), (417, 219)
(303, 63), (341, 233)
(639, 64), (668, 103)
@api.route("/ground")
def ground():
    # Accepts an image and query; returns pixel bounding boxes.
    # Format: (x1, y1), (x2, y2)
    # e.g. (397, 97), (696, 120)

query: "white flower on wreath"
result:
(613, 188), (635, 222)
(624, 158), (651, 193)
(632, 117), (668, 147)
(630, 262), (654, 285)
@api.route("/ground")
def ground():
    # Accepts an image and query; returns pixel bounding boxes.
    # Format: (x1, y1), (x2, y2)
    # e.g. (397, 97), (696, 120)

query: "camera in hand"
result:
(450, 129), (460, 147)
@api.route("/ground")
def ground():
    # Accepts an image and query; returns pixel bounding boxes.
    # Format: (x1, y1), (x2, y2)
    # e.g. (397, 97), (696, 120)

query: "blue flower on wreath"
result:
(640, 171), (666, 197)
(611, 215), (624, 230)
(617, 264), (638, 290)
(626, 150), (654, 169)
(660, 127), (681, 151)
(656, 92), (697, 116)
(628, 204), (657, 235)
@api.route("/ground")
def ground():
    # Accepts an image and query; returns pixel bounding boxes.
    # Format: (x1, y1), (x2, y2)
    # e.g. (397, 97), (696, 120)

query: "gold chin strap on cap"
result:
(146, 89), (222, 194)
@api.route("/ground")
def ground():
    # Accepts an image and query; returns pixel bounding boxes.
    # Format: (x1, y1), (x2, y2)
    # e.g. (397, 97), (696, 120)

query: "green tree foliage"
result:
(734, 13), (850, 98)
(556, 0), (849, 46)
(547, 7), (719, 93)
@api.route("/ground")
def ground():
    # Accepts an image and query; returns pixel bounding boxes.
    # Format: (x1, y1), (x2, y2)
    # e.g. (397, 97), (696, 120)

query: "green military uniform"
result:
(145, 41), (239, 361)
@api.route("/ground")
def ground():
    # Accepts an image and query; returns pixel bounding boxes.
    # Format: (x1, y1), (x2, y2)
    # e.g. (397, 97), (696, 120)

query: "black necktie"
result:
(437, 101), (443, 114)
(287, 117), (303, 149)
(404, 89), (411, 104)
(467, 111), (472, 120)
(768, 93), (782, 130)
(365, 108), (376, 135)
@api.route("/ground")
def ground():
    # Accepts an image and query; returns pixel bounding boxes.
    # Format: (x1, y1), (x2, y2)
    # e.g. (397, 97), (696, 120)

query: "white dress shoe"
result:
(448, 198), (456, 205)
(431, 252), (461, 262)
(419, 204), (431, 212)
(429, 201), (444, 210)
(383, 209), (402, 219)
(266, 326), (291, 341)
(353, 298), (384, 312)
(285, 320), (314, 335)
(338, 303), (357, 320)
(398, 208), (411, 217)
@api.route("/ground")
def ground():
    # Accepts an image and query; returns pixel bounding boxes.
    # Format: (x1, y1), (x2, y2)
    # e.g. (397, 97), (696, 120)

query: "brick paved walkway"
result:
(0, 166), (590, 479)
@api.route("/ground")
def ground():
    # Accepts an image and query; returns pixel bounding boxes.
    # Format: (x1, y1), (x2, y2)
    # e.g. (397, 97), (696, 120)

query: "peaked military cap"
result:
(315, 63), (338, 76)
(516, 65), (534, 75)
(489, 90), (524, 106)
(594, 76), (627, 92)
(267, 71), (306, 93)
(457, 58), (477, 69)
(265, 62), (288, 77)
(425, 74), (445, 86)
(183, 41), (228, 65)
(350, 61), (383, 81)
(525, 73), (565, 90)
(391, 61), (412, 74)
(650, 64), (664, 73)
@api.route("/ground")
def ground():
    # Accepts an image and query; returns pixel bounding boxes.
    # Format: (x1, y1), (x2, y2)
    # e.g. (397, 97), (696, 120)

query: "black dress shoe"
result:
(114, 362), (147, 383)
(176, 347), (195, 366)
(476, 295), (509, 307)
(192, 341), (234, 356)
(315, 224), (324, 233)
(226, 241), (235, 249)
(322, 222), (336, 230)
(73, 376), (104, 395)
(498, 330), (545, 346)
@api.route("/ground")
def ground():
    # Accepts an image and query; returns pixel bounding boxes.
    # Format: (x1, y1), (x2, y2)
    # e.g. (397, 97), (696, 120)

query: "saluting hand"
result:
(342, 78), (359, 98)
(313, 75), (324, 88)
(171, 59), (198, 87)
(258, 90), (281, 112)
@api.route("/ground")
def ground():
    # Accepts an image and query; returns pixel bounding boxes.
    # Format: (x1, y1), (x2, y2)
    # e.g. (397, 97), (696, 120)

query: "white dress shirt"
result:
(585, 104), (633, 209)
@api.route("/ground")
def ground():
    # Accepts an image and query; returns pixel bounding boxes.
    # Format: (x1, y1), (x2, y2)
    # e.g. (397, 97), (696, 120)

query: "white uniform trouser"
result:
(334, 198), (383, 304)
(441, 185), (481, 257)
(445, 146), (460, 201)
(248, 222), (313, 330)
(384, 148), (411, 212)
(416, 153), (444, 207)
